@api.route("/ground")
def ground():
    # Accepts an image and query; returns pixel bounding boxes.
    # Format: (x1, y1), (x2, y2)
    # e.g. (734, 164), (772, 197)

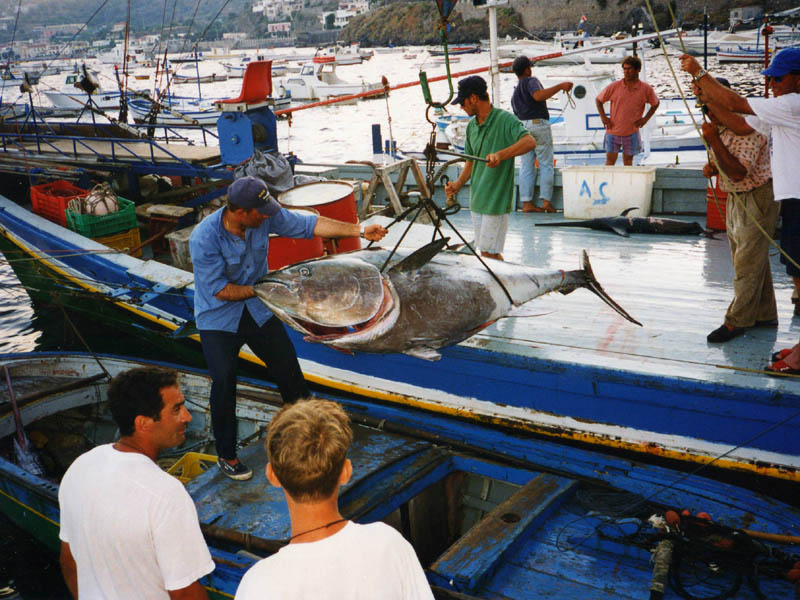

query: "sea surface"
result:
(0, 43), (774, 595)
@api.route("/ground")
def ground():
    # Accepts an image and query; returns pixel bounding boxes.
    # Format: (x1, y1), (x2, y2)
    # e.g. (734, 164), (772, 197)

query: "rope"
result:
(642, 0), (800, 277)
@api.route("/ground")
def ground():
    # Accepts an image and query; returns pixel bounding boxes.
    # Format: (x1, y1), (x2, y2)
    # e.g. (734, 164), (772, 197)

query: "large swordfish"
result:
(254, 239), (641, 361)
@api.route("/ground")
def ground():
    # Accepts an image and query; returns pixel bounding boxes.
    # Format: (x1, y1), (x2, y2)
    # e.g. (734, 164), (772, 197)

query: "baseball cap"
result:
(512, 55), (532, 76)
(762, 47), (800, 78)
(451, 75), (487, 105)
(228, 176), (280, 216)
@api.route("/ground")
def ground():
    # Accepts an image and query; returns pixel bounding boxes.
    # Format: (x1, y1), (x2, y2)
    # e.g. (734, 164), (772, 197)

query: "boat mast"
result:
(486, 0), (505, 103)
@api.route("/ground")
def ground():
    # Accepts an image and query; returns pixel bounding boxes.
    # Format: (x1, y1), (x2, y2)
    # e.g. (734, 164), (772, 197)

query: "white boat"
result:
(127, 96), (220, 126)
(536, 43), (628, 65)
(41, 72), (124, 110)
(171, 72), (228, 84)
(281, 62), (383, 101)
(443, 65), (706, 166)
(97, 44), (149, 65)
(223, 56), (288, 78)
(313, 44), (363, 66)
(717, 45), (773, 63)
(497, 39), (557, 59)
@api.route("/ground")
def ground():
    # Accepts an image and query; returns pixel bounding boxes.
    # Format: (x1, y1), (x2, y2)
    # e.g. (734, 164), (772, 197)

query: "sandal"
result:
(765, 359), (800, 376)
(771, 348), (793, 363)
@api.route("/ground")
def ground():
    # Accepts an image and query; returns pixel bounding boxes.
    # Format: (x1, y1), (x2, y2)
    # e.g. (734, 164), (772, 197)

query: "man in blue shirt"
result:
(511, 55), (572, 213)
(190, 176), (387, 480)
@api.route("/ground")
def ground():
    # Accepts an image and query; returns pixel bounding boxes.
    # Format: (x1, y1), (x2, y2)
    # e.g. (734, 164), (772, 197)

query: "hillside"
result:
(0, 0), (797, 45)
(342, 0), (797, 46)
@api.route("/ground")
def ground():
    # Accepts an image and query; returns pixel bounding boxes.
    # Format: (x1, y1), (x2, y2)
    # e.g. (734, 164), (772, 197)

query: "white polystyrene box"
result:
(560, 166), (657, 219)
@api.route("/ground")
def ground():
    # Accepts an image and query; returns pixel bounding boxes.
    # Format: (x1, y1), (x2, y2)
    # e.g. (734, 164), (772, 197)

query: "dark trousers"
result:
(200, 310), (309, 460)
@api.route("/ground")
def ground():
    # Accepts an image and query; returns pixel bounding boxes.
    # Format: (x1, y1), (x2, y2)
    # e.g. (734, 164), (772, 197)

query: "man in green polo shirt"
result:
(444, 75), (535, 260)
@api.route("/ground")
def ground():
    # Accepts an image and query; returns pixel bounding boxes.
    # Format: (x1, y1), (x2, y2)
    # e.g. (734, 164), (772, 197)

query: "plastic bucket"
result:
(268, 207), (324, 270)
(706, 181), (728, 231)
(278, 181), (360, 253)
(561, 166), (657, 218)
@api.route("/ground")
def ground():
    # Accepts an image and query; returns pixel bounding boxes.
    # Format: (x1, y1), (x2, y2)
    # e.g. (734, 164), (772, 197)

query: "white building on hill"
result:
(319, 0), (369, 28)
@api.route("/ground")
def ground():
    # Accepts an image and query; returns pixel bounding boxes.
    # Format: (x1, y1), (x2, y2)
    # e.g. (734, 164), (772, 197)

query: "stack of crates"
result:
(30, 180), (89, 227)
(65, 196), (142, 257)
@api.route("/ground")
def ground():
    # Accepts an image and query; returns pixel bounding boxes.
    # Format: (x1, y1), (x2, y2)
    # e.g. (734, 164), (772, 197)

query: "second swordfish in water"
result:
(254, 238), (641, 361)
(536, 208), (713, 237)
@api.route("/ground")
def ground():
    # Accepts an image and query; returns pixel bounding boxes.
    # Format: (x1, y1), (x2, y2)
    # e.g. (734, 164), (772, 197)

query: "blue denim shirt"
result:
(189, 207), (317, 332)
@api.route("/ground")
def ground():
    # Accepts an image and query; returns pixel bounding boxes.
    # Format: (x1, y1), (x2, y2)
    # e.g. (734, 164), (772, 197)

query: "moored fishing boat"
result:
(2, 351), (799, 599)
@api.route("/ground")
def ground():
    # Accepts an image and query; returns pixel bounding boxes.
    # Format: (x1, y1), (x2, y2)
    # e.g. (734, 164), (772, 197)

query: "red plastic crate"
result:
(30, 180), (88, 227)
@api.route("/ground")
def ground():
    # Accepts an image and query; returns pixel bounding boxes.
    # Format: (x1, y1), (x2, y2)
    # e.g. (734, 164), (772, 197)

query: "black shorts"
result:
(780, 199), (800, 277)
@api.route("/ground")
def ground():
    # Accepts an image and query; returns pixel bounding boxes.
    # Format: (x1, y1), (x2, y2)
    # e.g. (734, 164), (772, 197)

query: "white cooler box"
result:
(561, 166), (657, 219)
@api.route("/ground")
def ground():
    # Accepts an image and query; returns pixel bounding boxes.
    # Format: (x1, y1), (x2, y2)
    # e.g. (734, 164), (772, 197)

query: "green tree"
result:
(325, 13), (336, 30)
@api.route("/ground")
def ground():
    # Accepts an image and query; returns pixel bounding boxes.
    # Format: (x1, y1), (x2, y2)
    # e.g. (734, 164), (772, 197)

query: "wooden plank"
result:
(430, 473), (577, 591)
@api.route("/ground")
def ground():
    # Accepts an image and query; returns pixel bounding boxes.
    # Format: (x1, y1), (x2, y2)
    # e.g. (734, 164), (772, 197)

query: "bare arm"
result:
(313, 216), (387, 242)
(706, 104), (754, 136)
(595, 98), (611, 128)
(680, 54), (753, 114)
(702, 123), (748, 182)
(444, 160), (474, 198)
(168, 581), (210, 600)
(486, 134), (536, 167)
(635, 101), (659, 129)
(60, 542), (78, 599)
(532, 81), (573, 102)
(215, 283), (256, 301)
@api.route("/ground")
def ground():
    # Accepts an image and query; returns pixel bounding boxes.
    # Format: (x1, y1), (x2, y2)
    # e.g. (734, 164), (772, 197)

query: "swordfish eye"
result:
(298, 266), (311, 277)
(294, 259), (386, 327)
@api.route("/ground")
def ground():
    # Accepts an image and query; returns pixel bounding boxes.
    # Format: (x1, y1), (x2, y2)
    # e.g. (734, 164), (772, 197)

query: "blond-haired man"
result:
(234, 399), (433, 599)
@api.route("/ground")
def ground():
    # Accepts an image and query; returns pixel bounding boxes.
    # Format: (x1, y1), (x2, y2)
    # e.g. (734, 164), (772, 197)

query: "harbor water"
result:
(0, 44), (783, 595)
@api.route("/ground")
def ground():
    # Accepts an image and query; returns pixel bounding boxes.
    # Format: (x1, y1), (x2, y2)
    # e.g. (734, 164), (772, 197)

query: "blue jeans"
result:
(518, 119), (555, 203)
(200, 310), (309, 460)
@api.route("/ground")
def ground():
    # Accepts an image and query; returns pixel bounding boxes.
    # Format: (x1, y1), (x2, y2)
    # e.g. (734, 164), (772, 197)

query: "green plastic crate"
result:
(66, 196), (138, 238)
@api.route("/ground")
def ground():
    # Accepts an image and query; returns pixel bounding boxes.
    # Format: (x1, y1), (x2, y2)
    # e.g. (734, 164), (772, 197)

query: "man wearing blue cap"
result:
(444, 75), (535, 260)
(190, 176), (387, 479)
(680, 49), (800, 370)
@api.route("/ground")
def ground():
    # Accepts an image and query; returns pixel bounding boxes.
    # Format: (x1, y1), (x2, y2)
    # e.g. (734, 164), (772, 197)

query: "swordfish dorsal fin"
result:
(388, 237), (450, 274)
(620, 207), (640, 216)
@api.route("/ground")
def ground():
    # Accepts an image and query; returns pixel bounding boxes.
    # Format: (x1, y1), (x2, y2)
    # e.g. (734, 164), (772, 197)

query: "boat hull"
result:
(1, 197), (798, 482)
(1, 351), (800, 600)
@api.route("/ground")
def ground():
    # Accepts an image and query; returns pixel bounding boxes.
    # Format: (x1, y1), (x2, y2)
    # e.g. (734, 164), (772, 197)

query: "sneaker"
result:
(707, 324), (745, 343)
(217, 457), (253, 481)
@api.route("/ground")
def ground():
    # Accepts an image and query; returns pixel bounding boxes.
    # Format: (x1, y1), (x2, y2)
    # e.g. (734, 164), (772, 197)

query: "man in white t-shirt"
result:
(681, 49), (800, 371)
(59, 367), (214, 599)
(234, 399), (434, 600)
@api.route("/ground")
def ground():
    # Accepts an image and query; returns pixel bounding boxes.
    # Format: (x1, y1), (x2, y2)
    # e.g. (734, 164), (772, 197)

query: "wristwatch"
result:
(693, 68), (708, 82)
(360, 227), (365, 239)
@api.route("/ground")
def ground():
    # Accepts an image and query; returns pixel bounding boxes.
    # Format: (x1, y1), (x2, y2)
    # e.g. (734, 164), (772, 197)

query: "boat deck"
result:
(12, 138), (221, 164)
(367, 207), (799, 407)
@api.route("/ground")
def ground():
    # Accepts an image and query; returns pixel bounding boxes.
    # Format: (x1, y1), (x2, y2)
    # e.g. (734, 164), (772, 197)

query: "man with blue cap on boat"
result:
(680, 48), (800, 371)
(444, 75), (535, 260)
(190, 176), (387, 480)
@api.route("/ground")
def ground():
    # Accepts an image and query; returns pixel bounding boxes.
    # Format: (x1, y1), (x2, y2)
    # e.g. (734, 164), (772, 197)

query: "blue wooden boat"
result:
(1, 193), (799, 485)
(2, 352), (799, 599)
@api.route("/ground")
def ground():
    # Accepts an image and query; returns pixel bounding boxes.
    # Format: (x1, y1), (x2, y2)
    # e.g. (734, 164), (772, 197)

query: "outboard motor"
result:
(216, 61), (278, 165)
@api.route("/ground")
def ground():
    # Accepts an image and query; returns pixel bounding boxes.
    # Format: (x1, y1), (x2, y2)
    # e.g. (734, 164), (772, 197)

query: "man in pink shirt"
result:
(595, 56), (660, 165)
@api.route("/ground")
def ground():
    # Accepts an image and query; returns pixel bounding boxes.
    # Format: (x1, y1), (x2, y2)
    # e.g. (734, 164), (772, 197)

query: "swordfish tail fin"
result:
(580, 250), (642, 326)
